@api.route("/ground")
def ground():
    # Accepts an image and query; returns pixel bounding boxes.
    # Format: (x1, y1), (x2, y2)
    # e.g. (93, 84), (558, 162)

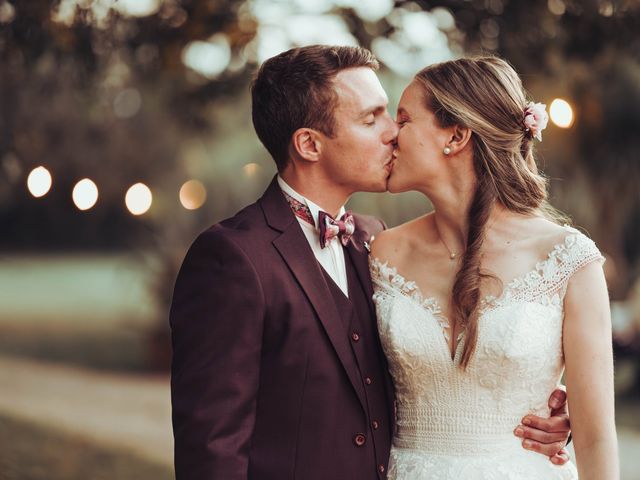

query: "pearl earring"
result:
(443, 146), (451, 155)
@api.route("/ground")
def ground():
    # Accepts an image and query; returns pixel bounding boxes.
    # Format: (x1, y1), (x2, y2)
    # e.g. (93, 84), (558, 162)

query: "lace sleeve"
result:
(564, 230), (604, 272)
(555, 229), (605, 298)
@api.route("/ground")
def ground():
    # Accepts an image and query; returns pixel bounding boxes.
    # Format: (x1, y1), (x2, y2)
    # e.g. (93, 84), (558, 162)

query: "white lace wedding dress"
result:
(370, 227), (603, 479)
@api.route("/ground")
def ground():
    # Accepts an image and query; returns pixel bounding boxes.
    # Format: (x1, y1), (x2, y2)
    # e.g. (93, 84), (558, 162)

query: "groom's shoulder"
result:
(217, 199), (266, 232)
(190, 200), (270, 254)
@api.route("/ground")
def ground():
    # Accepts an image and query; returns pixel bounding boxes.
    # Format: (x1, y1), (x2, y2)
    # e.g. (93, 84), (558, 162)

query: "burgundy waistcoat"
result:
(320, 249), (393, 478)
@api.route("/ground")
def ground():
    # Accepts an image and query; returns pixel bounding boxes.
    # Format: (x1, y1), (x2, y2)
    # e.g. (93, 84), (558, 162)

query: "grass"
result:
(0, 415), (173, 480)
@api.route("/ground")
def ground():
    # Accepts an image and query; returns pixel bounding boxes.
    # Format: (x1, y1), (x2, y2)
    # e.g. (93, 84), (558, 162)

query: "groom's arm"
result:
(170, 229), (265, 480)
(514, 387), (572, 465)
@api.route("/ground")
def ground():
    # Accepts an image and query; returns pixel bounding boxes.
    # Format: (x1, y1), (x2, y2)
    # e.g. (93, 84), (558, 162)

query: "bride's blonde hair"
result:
(414, 56), (567, 368)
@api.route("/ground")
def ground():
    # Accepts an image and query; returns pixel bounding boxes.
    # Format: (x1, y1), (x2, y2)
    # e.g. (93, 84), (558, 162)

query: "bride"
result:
(370, 57), (618, 479)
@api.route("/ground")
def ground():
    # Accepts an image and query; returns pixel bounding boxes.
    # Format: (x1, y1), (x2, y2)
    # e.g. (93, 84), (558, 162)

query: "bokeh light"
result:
(113, 88), (142, 118)
(113, 0), (160, 17)
(0, 1), (16, 23)
(179, 180), (207, 210)
(125, 183), (153, 216)
(182, 34), (231, 79)
(27, 166), (52, 198)
(72, 178), (99, 211)
(549, 98), (574, 128)
(547, 0), (566, 16)
(243, 163), (261, 177)
(371, 9), (454, 77)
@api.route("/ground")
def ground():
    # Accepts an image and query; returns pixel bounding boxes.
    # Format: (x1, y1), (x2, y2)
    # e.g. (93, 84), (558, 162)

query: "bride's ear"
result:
(446, 125), (472, 155)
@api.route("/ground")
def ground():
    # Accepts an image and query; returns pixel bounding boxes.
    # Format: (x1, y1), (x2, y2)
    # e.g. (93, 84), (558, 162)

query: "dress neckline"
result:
(370, 226), (581, 362)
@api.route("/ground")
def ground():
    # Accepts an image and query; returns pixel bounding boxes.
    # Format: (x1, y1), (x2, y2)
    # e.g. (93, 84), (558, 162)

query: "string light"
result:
(125, 182), (152, 215)
(179, 180), (207, 210)
(549, 98), (574, 128)
(72, 178), (99, 211)
(27, 166), (52, 198)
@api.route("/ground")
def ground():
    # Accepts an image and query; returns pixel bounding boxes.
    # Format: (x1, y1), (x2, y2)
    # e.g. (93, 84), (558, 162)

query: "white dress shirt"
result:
(277, 176), (349, 297)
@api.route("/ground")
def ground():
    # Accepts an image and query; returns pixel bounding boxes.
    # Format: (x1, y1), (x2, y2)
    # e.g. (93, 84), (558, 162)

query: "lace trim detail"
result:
(388, 447), (579, 478)
(480, 226), (604, 313)
(371, 227), (602, 362)
(372, 227), (603, 319)
(370, 257), (457, 343)
(394, 406), (525, 455)
(396, 406), (522, 436)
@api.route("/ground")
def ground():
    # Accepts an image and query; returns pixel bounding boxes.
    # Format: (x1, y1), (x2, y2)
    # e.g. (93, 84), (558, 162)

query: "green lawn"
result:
(0, 254), (168, 371)
(0, 415), (173, 480)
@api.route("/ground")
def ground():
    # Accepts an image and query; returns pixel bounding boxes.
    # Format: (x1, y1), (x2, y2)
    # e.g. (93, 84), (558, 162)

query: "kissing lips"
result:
(384, 151), (398, 173)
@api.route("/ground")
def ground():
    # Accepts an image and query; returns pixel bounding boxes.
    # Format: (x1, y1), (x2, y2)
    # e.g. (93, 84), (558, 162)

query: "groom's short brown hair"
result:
(251, 45), (379, 171)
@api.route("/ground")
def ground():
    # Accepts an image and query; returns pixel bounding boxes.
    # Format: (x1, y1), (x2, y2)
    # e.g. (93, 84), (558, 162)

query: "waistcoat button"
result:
(353, 433), (366, 446)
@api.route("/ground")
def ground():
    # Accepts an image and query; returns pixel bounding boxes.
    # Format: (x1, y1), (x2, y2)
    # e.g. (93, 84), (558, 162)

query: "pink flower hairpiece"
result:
(523, 102), (549, 141)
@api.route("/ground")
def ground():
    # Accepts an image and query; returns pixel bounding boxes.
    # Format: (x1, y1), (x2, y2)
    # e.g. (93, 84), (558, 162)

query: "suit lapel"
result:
(345, 243), (376, 318)
(260, 177), (367, 410)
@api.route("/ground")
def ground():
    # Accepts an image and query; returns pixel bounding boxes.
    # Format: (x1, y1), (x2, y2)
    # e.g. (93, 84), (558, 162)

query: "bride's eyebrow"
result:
(397, 107), (410, 117)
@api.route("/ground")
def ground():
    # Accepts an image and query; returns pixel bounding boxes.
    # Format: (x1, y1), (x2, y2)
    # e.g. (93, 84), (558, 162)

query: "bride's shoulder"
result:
(528, 217), (573, 249)
(514, 216), (599, 260)
(371, 213), (434, 261)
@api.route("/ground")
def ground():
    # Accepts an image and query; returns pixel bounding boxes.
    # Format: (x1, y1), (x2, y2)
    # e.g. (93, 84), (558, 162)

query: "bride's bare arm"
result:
(563, 260), (619, 479)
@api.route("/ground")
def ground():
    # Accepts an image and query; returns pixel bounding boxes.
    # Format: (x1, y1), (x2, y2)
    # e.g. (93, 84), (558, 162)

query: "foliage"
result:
(1, 0), (639, 301)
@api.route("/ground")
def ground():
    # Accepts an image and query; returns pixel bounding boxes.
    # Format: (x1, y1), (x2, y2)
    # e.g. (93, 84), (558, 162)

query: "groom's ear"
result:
(447, 124), (472, 154)
(291, 128), (322, 163)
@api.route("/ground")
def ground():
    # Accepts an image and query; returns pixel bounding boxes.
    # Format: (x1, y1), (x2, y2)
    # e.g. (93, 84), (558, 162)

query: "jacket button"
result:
(351, 332), (360, 342)
(372, 420), (379, 430)
(378, 464), (385, 473)
(365, 377), (372, 385)
(353, 433), (366, 446)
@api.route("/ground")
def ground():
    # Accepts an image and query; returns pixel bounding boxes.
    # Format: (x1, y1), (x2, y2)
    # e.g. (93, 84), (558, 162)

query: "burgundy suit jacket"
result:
(170, 177), (394, 479)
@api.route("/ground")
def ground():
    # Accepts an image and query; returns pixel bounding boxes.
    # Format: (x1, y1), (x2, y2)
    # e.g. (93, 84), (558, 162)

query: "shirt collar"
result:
(277, 175), (346, 230)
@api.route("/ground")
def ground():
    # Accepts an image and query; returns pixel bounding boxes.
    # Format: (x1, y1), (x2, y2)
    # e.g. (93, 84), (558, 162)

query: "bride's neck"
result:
(431, 191), (510, 255)
(428, 183), (474, 253)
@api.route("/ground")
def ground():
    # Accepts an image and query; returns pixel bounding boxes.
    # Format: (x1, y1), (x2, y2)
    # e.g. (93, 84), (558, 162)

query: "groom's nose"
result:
(382, 114), (399, 145)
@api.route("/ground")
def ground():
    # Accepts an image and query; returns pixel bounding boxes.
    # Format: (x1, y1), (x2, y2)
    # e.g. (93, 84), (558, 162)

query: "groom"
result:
(170, 45), (571, 479)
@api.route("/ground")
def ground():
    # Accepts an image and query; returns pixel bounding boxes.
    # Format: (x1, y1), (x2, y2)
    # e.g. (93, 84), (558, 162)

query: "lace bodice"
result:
(370, 227), (603, 479)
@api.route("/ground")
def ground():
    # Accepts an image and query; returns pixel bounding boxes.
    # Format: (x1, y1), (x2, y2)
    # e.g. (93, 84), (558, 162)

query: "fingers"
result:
(548, 387), (567, 411)
(519, 437), (568, 457)
(520, 414), (570, 433)
(515, 395), (572, 462)
(550, 449), (570, 466)
(514, 425), (568, 445)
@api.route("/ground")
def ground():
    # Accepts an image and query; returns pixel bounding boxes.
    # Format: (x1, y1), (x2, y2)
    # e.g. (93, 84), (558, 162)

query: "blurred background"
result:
(1, 0), (639, 478)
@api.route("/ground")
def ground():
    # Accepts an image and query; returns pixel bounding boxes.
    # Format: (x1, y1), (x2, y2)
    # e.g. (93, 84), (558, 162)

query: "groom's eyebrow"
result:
(357, 104), (387, 118)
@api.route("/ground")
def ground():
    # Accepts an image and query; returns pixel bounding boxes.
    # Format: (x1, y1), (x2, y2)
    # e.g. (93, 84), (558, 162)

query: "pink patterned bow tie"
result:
(318, 210), (355, 249)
